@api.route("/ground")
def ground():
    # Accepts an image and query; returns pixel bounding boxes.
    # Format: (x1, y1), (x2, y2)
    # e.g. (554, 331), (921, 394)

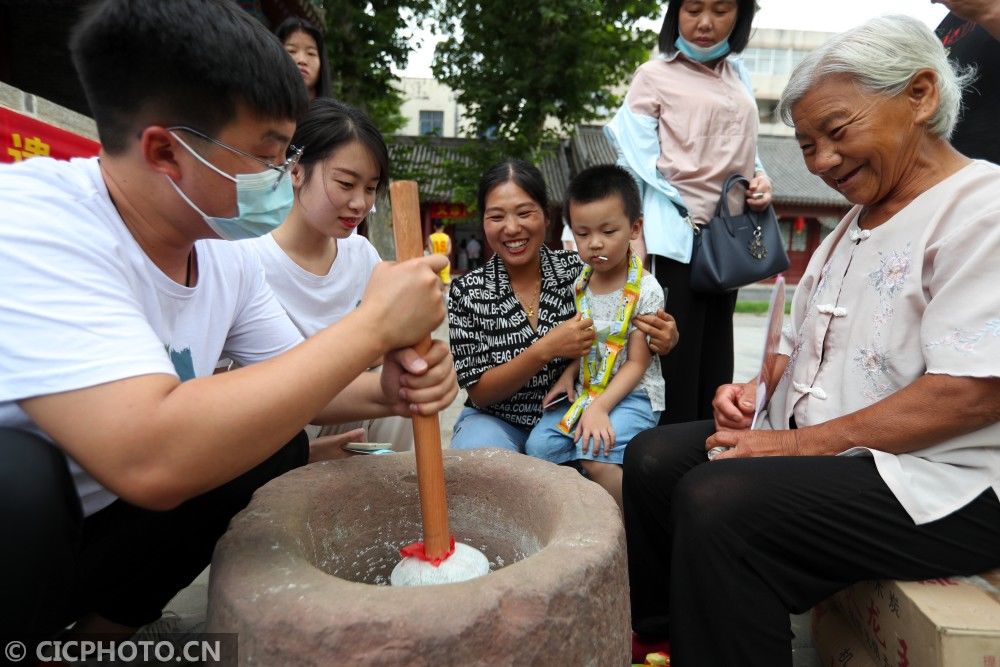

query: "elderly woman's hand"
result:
(746, 171), (773, 211)
(634, 309), (679, 356)
(713, 381), (757, 431)
(705, 428), (801, 459)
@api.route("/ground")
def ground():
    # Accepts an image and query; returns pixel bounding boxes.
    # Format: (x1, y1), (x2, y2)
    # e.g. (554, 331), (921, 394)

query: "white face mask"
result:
(167, 132), (294, 241)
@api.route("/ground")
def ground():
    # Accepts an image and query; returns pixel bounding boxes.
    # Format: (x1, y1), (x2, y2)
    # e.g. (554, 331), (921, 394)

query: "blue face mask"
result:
(674, 35), (731, 63)
(167, 133), (294, 241)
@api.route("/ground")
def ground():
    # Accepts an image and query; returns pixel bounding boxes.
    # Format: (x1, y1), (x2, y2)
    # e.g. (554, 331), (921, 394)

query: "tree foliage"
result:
(429, 0), (660, 156)
(322, 1), (432, 133)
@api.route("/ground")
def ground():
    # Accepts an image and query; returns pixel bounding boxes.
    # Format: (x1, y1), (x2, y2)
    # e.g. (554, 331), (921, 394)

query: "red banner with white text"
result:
(0, 106), (101, 164)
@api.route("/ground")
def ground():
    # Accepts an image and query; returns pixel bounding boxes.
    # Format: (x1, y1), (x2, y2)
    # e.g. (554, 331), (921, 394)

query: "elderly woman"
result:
(622, 15), (1000, 666)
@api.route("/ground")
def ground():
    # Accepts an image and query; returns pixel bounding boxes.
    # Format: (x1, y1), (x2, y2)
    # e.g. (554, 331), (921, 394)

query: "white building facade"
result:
(397, 77), (465, 137)
(740, 28), (835, 136)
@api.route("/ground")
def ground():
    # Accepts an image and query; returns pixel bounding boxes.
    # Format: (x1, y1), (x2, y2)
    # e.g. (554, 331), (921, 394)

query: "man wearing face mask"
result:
(0, 0), (455, 639)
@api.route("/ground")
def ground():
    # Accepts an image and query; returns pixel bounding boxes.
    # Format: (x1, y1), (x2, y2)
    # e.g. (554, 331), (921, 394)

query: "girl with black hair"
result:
(240, 98), (412, 456)
(275, 17), (331, 100)
(606, 0), (772, 426)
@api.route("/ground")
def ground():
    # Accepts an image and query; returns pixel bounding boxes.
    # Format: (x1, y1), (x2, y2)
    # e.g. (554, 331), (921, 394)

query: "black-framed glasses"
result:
(167, 125), (303, 189)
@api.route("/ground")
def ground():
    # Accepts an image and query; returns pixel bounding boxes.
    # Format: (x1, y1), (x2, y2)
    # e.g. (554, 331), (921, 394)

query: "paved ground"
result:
(166, 312), (819, 665)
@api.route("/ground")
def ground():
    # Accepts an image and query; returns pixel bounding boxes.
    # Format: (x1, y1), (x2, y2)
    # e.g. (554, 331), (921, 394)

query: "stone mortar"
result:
(206, 448), (630, 665)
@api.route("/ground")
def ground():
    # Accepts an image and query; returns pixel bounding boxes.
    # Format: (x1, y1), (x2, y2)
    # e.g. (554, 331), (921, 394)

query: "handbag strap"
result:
(714, 174), (751, 218)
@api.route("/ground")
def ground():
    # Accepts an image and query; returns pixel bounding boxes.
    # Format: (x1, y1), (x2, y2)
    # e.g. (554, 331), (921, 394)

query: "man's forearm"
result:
(21, 306), (387, 509)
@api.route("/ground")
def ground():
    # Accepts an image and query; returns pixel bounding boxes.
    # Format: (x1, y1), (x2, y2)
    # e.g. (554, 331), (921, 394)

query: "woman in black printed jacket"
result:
(447, 159), (678, 452)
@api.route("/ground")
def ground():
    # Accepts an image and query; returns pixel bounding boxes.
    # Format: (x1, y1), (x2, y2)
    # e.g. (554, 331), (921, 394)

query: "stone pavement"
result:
(165, 312), (819, 665)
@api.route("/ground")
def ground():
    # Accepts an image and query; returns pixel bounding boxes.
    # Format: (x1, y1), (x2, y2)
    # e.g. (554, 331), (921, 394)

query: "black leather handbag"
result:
(690, 174), (789, 293)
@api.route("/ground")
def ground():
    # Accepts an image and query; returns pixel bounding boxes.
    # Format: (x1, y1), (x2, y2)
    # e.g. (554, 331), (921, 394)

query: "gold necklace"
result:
(514, 283), (541, 319)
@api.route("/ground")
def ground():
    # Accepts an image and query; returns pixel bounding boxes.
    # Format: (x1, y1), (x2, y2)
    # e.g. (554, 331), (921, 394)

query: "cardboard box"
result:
(812, 600), (879, 667)
(834, 569), (1000, 667)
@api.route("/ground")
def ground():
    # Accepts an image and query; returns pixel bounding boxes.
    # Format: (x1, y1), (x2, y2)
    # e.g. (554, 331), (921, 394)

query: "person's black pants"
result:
(0, 427), (308, 637)
(622, 420), (1000, 667)
(649, 255), (737, 425)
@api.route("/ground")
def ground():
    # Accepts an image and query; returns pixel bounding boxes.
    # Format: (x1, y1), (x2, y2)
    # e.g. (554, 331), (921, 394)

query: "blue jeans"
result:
(525, 390), (660, 465)
(449, 407), (532, 453)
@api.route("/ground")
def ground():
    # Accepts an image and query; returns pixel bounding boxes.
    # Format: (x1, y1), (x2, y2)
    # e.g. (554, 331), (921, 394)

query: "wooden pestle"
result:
(388, 180), (451, 560)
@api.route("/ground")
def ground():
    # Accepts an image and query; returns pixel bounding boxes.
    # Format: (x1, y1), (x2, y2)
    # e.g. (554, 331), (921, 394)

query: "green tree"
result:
(430, 0), (660, 155)
(322, 1), (432, 133)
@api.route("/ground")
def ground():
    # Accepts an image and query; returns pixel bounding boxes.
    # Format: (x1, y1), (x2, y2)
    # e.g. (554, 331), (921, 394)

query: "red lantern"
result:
(793, 217), (806, 234)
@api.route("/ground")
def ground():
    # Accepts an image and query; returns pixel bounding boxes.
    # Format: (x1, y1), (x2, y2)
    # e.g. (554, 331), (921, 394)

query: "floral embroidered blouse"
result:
(765, 161), (1000, 525)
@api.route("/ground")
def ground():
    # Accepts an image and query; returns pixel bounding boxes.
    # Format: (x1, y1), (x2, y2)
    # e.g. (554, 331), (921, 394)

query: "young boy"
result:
(525, 165), (665, 508)
(0, 0), (454, 638)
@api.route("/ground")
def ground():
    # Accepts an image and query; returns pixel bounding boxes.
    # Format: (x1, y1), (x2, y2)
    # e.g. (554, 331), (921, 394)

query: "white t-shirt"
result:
(238, 232), (381, 338)
(0, 157), (303, 516)
(767, 161), (1000, 525)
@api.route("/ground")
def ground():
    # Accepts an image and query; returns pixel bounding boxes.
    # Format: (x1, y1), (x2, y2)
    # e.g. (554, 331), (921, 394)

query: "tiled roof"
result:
(388, 127), (850, 211)
(570, 125), (849, 209)
(568, 126), (617, 175)
(388, 136), (472, 202)
(539, 146), (571, 204)
(388, 136), (569, 205)
(756, 135), (849, 208)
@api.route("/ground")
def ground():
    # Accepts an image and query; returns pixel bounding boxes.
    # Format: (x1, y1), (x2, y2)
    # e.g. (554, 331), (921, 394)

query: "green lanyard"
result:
(558, 252), (643, 434)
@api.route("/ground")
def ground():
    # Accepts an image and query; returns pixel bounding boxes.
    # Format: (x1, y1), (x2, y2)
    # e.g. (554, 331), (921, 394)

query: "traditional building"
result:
(382, 135), (570, 263)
